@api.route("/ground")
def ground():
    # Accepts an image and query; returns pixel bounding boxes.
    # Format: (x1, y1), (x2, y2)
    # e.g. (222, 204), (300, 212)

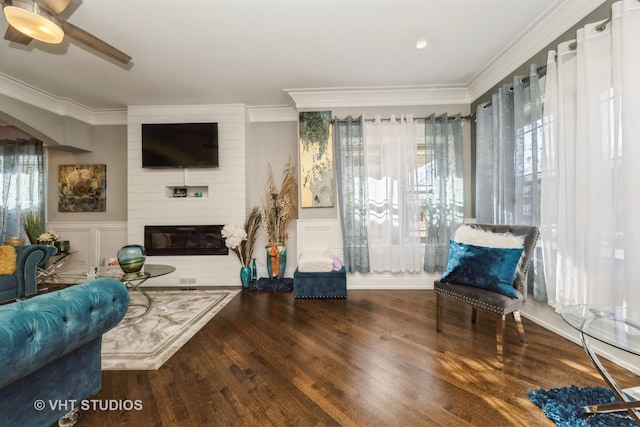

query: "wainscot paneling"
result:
(44, 221), (127, 274)
(296, 219), (342, 261)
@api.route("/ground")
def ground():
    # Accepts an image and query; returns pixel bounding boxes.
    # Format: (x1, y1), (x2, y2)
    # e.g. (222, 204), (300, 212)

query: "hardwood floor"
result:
(79, 289), (638, 426)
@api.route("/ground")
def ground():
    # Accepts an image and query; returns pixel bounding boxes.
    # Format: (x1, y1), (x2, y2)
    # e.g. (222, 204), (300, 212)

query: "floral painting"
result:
(58, 164), (106, 212)
(299, 111), (333, 208)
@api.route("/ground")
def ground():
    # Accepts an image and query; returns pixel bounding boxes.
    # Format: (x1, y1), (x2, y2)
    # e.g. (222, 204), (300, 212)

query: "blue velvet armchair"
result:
(0, 244), (57, 304)
(0, 278), (130, 427)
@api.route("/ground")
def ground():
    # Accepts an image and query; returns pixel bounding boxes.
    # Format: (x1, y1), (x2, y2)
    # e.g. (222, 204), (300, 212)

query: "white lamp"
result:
(3, 0), (64, 44)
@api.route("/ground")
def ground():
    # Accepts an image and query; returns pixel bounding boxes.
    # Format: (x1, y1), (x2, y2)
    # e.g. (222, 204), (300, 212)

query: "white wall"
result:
(125, 104), (249, 287)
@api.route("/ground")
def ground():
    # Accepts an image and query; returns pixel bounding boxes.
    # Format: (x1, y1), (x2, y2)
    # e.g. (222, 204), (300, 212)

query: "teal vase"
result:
(266, 244), (286, 280)
(240, 266), (251, 289)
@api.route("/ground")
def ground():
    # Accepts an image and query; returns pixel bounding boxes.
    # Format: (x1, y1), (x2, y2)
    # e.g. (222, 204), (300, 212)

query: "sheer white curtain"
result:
(364, 114), (422, 272)
(542, 0), (640, 311)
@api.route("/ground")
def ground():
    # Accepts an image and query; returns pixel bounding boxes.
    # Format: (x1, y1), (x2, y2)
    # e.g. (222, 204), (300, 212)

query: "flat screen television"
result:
(142, 122), (219, 168)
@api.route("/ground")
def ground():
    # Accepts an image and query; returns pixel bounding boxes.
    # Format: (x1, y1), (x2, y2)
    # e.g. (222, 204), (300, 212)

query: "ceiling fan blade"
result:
(4, 24), (33, 45)
(60, 20), (132, 64)
(39, 0), (71, 15)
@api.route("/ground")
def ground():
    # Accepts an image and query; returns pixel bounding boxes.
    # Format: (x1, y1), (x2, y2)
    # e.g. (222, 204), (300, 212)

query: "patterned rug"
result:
(528, 385), (636, 427)
(102, 289), (239, 370)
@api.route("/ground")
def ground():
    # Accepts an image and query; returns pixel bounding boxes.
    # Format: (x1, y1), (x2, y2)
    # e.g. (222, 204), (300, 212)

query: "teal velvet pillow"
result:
(440, 240), (524, 298)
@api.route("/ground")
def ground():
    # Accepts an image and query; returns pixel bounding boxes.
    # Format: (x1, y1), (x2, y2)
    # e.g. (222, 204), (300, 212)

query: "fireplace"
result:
(144, 225), (228, 256)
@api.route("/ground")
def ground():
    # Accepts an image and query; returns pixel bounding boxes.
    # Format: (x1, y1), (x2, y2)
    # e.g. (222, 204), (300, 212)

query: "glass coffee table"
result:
(101, 264), (175, 319)
(561, 305), (640, 422)
(38, 264), (175, 319)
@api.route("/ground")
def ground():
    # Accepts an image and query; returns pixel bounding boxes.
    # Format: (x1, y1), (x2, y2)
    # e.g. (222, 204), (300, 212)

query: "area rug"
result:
(102, 289), (239, 370)
(528, 385), (636, 427)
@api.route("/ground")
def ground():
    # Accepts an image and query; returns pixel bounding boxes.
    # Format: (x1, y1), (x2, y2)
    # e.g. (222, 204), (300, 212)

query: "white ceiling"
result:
(0, 0), (605, 117)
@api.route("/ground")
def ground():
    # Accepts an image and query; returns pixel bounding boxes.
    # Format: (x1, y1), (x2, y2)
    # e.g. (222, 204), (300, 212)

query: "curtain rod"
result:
(478, 11), (618, 113)
(566, 17), (612, 51)
(331, 114), (472, 124)
(477, 64), (548, 114)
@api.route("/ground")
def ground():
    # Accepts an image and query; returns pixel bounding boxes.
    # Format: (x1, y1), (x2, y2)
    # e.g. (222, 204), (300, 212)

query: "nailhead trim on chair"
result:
(434, 225), (540, 316)
(434, 287), (511, 315)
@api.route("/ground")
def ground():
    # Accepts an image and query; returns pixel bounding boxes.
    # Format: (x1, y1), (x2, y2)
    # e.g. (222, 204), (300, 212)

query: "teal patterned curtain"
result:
(334, 116), (370, 273)
(421, 114), (465, 272)
(0, 139), (45, 243)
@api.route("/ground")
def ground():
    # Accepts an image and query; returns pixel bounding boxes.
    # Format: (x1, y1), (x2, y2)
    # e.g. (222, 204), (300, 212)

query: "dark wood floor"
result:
(78, 289), (638, 427)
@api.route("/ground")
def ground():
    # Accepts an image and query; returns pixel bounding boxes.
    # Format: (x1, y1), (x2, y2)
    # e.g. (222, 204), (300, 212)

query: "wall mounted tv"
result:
(142, 122), (219, 168)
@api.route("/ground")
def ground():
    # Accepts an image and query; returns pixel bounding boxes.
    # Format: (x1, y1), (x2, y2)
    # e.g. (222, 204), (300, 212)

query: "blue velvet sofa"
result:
(0, 278), (130, 427)
(0, 244), (57, 304)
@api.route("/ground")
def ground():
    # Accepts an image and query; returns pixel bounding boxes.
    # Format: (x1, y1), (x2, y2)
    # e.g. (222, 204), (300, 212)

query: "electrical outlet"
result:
(187, 277), (197, 285)
(79, 259), (88, 265)
(179, 278), (188, 285)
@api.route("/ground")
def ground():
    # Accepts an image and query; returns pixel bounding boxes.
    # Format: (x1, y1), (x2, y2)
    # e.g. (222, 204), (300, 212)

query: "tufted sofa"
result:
(0, 278), (130, 427)
(0, 244), (57, 304)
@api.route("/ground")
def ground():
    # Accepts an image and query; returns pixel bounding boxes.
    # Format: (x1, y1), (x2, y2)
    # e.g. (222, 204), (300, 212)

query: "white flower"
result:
(221, 224), (247, 250)
(48, 229), (60, 241)
(37, 230), (60, 243)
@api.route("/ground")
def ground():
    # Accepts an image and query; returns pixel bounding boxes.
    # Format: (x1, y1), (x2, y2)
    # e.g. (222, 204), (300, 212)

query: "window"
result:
(0, 139), (45, 242)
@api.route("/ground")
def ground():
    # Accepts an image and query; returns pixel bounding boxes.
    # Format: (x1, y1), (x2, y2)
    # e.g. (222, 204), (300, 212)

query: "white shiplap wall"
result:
(126, 105), (248, 287)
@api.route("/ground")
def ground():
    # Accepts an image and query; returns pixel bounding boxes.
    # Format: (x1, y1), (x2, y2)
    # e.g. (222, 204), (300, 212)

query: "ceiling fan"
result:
(1, 0), (131, 64)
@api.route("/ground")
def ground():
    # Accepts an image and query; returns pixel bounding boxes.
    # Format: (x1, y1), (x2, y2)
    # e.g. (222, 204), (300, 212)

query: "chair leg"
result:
(513, 310), (527, 343)
(471, 307), (478, 324)
(436, 293), (442, 332)
(496, 314), (506, 363)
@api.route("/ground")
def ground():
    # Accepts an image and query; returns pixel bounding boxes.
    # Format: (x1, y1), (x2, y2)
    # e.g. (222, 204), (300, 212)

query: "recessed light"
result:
(416, 40), (428, 49)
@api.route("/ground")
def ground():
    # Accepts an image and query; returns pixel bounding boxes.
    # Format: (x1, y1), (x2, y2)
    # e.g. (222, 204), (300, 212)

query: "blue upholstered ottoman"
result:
(293, 267), (347, 299)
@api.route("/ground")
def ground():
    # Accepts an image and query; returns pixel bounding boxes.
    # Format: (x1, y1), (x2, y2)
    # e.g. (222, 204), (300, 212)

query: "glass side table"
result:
(561, 305), (640, 422)
(36, 250), (77, 285)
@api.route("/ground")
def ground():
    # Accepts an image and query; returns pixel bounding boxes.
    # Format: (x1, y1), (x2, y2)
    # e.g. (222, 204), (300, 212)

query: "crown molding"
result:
(0, 72), (127, 125)
(466, 0), (607, 102)
(284, 86), (471, 109)
(247, 105), (297, 122)
(0, 0), (607, 124)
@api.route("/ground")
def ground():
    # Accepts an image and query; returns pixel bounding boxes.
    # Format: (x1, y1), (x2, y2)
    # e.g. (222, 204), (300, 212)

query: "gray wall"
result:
(249, 121), (299, 214)
(47, 125), (128, 222)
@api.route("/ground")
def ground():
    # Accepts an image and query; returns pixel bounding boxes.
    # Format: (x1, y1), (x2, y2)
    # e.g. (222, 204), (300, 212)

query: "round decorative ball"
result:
(117, 244), (146, 274)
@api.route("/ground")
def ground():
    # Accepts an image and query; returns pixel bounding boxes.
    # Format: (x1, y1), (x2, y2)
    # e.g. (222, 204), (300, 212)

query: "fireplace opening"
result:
(144, 225), (228, 256)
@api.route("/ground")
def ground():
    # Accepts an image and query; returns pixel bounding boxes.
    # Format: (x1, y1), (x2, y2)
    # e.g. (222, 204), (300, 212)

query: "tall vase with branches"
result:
(260, 160), (297, 279)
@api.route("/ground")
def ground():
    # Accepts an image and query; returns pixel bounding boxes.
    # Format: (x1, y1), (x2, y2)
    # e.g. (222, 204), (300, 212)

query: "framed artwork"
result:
(299, 111), (334, 208)
(58, 164), (107, 212)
